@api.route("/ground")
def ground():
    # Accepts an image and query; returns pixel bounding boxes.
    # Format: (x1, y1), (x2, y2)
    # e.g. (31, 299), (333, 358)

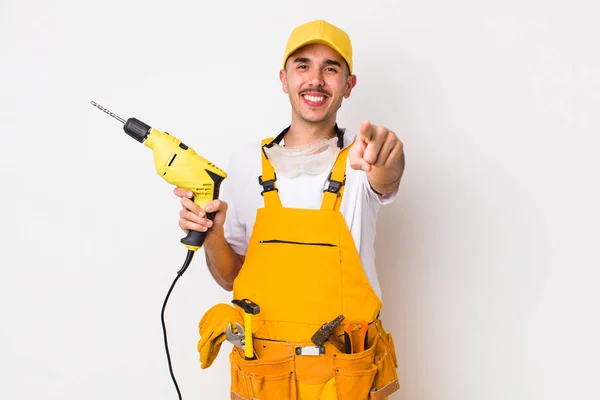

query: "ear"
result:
(343, 74), (357, 99)
(279, 69), (289, 94)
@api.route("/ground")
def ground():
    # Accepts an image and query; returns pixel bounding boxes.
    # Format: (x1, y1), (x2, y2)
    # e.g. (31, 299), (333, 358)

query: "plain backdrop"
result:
(1, 0), (599, 399)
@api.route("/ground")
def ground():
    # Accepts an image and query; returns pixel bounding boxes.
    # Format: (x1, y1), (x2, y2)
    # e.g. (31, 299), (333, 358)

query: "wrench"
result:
(226, 322), (259, 359)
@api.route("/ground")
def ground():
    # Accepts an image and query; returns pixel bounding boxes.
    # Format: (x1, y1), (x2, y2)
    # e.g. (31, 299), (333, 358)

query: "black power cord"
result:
(160, 249), (195, 400)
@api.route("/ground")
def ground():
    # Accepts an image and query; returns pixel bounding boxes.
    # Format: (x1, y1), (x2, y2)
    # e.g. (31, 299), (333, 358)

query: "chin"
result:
(301, 115), (329, 123)
(291, 103), (332, 123)
(300, 110), (330, 122)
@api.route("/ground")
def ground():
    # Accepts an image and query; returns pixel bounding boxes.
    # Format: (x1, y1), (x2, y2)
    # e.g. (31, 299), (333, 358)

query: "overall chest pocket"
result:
(257, 239), (341, 277)
(260, 240), (337, 247)
(258, 239), (340, 258)
(247, 238), (343, 329)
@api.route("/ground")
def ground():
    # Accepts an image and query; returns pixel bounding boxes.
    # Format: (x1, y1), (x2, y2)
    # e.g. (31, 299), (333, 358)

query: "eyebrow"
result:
(293, 57), (311, 63)
(324, 59), (342, 68)
(293, 57), (343, 68)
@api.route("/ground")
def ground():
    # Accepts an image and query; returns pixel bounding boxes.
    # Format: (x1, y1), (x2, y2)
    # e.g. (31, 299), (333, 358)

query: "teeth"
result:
(304, 95), (325, 102)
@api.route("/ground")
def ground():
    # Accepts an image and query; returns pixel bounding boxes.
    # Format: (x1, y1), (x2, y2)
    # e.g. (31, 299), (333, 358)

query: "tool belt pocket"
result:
(230, 348), (295, 400)
(371, 331), (400, 400)
(332, 333), (378, 400)
(333, 331), (400, 400)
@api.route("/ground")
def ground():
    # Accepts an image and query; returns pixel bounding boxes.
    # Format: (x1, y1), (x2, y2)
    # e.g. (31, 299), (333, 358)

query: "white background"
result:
(1, 0), (599, 399)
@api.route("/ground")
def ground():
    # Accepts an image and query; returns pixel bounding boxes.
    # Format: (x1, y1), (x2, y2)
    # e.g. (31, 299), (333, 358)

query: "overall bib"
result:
(229, 138), (400, 400)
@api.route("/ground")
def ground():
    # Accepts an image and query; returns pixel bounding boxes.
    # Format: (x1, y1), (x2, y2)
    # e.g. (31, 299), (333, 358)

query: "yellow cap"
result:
(282, 20), (353, 74)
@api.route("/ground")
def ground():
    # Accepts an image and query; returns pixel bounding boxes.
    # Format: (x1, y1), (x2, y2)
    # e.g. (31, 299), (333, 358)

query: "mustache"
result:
(299, 88), (331, 96)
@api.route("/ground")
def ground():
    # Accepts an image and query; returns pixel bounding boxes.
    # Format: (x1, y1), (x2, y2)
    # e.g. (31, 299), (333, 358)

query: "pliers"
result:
(343, 321), (369, 354)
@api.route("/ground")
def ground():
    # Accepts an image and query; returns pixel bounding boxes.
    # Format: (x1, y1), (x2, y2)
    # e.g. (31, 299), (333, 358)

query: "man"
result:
(176, 20), (404, 400)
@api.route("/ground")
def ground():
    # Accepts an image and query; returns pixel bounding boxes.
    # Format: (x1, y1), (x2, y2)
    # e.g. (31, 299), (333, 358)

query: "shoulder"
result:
(222, 140), (264, 198)
(230, 140), (262, 163)
(226, 140), (262, 175)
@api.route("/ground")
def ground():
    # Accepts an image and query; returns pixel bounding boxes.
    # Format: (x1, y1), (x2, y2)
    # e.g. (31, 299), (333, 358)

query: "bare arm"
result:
(348, 120), (405, 194)
(174, 188), (244, 291)
(202, 225), (245, 292)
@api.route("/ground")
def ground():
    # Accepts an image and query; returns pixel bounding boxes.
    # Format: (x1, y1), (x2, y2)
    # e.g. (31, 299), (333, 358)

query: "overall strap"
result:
(259, 138), (282, 208)
(321, 144), (351, 211)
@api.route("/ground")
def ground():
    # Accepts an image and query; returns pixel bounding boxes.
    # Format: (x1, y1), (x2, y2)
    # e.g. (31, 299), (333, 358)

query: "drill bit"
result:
(90, 101), (126, 124)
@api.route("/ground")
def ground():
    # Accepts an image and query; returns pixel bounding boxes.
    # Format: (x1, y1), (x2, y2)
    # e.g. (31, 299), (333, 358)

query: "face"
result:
(280, 43), (357, 125)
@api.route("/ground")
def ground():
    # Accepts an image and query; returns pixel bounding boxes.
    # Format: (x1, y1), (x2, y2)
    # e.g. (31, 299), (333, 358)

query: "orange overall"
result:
(229, 138), (400, 400)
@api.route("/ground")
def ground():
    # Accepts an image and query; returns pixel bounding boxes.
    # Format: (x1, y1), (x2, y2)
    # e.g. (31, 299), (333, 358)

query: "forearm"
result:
(202, 228), (243, 291)
(367, 151), (405, 195)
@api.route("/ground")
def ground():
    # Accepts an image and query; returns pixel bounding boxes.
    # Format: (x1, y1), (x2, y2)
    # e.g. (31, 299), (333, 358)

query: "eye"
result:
(297, 64), (308, 70)
(325, 67), (338, 73)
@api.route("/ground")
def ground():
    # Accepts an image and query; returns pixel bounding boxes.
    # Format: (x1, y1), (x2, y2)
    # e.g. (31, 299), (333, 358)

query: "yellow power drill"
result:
(90, 101), (227, 399)
(90, 101), (227, 253)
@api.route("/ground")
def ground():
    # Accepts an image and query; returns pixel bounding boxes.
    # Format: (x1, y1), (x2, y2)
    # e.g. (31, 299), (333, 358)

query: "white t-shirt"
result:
(221, 130), (397, 300)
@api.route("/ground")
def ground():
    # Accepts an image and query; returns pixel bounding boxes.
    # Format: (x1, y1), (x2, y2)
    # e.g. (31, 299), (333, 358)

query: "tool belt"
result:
(229, 319), (399, 400)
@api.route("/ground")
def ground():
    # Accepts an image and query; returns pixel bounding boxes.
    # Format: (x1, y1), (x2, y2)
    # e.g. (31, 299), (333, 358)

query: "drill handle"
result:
(180, 211), (216, 250)
(179, 169), (225, 251)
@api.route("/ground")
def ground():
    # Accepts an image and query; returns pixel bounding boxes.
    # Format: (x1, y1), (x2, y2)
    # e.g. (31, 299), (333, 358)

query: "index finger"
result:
(174, 187), (193, 199)
(359, 120), (374, 141)
(205, 199), (226, 213)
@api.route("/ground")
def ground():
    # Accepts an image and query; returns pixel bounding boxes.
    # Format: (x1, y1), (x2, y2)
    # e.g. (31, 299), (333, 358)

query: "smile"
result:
(304, 95), (325, 102)
(301, 93), (329, 106)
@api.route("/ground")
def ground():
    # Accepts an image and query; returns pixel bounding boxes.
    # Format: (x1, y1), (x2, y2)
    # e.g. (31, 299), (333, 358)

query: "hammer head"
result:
(311, 314), (345, 347)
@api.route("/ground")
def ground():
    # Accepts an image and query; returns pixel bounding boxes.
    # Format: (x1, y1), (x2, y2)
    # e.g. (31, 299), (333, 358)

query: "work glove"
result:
(197, 303), (243, 369)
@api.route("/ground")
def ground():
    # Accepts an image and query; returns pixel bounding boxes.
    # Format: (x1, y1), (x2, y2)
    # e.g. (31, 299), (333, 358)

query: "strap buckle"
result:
(258, 174), (278, 196)
(324, 172), (346, 197)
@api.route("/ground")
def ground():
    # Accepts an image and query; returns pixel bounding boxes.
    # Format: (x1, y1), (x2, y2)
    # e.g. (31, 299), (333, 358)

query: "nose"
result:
(307, 68), (325, 87)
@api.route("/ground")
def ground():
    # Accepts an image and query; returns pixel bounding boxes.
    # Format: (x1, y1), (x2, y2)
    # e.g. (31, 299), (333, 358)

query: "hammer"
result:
(232, 298), (260, 360)
(311, 314), (346, 352)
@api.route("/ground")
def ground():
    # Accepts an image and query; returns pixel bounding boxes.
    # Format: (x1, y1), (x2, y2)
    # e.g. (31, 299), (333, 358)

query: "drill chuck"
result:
(124, 117), (151, 143)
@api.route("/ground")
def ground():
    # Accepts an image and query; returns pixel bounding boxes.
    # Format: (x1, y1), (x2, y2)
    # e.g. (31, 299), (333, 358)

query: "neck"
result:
(284, 114), (338, 147)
